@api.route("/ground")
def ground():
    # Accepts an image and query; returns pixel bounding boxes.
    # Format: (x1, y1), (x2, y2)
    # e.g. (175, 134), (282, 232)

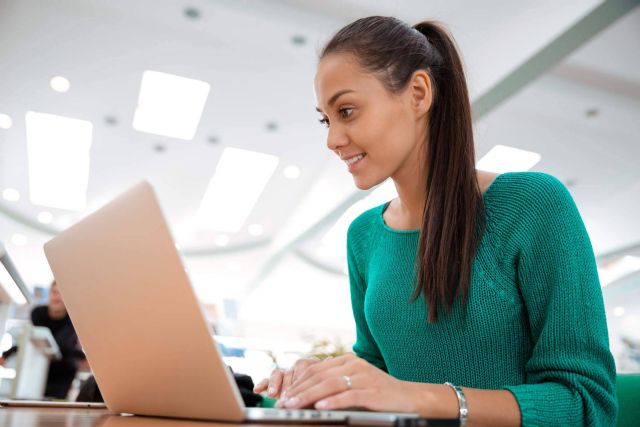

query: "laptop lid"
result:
(44, 181), (245, 421)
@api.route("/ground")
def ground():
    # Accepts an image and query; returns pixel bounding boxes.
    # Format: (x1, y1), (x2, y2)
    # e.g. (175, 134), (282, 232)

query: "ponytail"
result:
(411, 21), (484, 322)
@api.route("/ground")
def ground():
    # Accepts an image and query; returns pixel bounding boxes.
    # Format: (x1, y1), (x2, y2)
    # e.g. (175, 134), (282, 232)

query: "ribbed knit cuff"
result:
(503, 382), (582, 427)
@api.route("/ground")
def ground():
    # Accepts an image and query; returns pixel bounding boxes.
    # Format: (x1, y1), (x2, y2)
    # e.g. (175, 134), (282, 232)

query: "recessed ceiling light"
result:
(613, 306), (625, 317)
(214, 235), (230, 247)
(283, 165), (301, 180)
(37, 211), (54, 224)
(248, 224), (264, 237)
(133, 70), (211, 140)
(25, 111), (93, 211)
(153, 143), (166, 153)
(265, 121), (278, 132)
(50, 76), (71, 93)
(0, 113), (12, 129)
(2, 188), (20, 202)
(585, 108), (599, 118)
(476, 145), (541, 173)
(207, 135), (220, 144)
(104, 115), (118, 126)
(184, 7), (201, 20)
(291, 35), (307, 46)
(11, 234), (27, 246)
(197, 147), (279, 233)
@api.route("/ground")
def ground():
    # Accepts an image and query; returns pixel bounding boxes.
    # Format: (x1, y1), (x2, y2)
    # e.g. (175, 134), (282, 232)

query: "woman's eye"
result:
(339, 107), (354, 119)
(317, 108), (352, 128)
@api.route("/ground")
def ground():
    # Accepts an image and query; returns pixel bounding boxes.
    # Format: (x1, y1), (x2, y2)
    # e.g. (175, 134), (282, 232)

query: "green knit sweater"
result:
(347, 172), (617, 427)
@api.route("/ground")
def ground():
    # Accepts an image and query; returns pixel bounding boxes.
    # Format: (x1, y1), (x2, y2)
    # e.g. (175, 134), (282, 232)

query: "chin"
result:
(352, 175), (385, 191)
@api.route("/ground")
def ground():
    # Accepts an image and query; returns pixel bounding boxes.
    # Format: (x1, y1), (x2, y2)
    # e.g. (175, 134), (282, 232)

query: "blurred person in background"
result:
(1, 280), (86, 399)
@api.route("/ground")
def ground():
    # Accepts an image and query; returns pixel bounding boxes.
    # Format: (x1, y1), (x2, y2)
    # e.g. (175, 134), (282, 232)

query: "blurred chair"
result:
(616, 373), (640, 427)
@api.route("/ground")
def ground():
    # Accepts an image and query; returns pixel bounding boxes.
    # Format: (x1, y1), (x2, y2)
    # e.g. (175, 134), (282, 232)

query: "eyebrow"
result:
(315, 89), (355, 113)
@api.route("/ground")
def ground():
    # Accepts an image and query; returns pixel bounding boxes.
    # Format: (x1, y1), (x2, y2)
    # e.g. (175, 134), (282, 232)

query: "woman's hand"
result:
(277, 354), (419, 413)
(253, 357), (321, 398)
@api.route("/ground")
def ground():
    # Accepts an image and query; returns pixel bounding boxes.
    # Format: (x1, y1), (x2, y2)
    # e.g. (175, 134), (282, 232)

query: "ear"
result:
(408, 70), (433, 118)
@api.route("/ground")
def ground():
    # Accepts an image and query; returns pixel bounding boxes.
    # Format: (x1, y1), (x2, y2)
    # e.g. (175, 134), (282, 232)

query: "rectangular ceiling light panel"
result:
(133, 70), (211, 140)
(476, 144), (541, 173)
(26, 111), (93, 211)
(197, 148), (279, 233)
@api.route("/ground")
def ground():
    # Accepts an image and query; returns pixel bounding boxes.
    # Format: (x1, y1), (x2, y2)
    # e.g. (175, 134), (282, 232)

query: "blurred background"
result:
(0, 0), (638, 400)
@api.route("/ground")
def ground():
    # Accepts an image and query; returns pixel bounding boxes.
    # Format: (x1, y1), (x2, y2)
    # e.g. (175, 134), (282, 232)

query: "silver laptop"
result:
(43, 181), (418, 425)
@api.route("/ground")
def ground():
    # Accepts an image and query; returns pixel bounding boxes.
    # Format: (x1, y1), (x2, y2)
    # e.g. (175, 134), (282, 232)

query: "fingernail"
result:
(275, 398), (285, 408)
(284, 397), (299, 408)
(316, 400), (328, 409)
(281, 389), (288, 398)
(268, 386), (276, 396)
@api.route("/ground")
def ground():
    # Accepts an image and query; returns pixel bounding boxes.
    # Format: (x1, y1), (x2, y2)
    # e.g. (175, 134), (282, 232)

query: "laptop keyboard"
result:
(246, 407), (346, 421)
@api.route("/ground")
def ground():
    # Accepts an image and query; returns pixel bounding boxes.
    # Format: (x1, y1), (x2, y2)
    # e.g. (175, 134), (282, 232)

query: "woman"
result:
(255, 17), (616, 426)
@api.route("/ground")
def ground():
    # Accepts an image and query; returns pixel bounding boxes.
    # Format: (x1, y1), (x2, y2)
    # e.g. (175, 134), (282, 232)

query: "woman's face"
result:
(314, 53), (425, 190)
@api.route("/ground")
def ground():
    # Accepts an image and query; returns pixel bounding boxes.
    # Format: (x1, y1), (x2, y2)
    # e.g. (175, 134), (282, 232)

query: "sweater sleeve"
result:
(502, 174), (617, 427)
(347, 220), (387, 372)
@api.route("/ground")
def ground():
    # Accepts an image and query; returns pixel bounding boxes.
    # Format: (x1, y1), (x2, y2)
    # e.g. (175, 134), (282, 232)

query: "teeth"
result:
(345, 154), (365, 166)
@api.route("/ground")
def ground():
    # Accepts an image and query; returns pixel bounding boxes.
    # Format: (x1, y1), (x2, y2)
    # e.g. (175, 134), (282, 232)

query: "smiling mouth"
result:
(344, 153), (366, 166)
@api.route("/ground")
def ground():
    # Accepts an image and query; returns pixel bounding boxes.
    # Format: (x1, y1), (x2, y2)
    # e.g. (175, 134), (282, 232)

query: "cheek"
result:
(347, 103), (418, 190)
(365, 108), (415, 163)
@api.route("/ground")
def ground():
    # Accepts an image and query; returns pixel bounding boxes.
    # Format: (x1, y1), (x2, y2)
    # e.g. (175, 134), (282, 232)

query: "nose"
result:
(326, 125), (349, 155)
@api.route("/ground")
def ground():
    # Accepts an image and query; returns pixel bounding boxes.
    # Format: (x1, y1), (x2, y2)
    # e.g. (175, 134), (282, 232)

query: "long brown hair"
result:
(322, 17), (484, 322)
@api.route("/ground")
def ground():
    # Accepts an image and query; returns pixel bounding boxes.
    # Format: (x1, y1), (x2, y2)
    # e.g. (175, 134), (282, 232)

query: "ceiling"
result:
(0, 0), (638, 339)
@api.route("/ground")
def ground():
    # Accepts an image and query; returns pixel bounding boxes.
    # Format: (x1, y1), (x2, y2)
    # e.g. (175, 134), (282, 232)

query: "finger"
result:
(281, 367), (296, 396)
(284, 366), (353, 408)
(288, 356), (363, 397)
(277, 358), (320, 406)
(267, 369), (285, 397)
(253, 378), (269, 393)
(284, 373), (354, 409)
(315, 389), (370, 411)
(290, 357), (320, 385)
(290, 354), (354, 388)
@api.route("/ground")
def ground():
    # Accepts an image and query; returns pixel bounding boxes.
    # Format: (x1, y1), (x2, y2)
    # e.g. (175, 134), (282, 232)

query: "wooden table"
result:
(0, 407), (315, 427)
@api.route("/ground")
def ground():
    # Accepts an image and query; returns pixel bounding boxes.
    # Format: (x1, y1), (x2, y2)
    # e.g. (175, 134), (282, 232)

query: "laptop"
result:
(43, 181), (420, 425)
